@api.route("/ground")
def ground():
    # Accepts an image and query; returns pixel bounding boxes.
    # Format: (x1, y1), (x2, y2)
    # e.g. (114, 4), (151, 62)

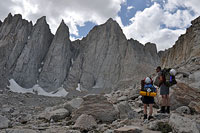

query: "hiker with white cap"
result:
(140, 77), (157, 121)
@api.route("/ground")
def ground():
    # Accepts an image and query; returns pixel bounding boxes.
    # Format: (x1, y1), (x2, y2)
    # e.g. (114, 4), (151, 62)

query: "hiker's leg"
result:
(166, 94), (170, 106)
(158, 94), (167, 113)
(161, 95), (166, 106)
(149, 104), (153, 116)
(144, 104), (148, 119)
(144, 104), (147, 115)
(166, 94), (170, 113)
(164, 95), (168, 106)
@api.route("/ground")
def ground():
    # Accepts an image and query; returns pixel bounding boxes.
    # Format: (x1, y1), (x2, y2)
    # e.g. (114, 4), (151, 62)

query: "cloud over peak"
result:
(0, 0), (199, 50)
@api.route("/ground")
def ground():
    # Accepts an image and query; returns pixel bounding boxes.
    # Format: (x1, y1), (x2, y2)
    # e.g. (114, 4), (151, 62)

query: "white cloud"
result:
(123, 1), (200, 51)
(123, 3), (163, 43)
(163, 10), (194, 28)
(127, 6), (134, 11)
(165, 0), (200, 15)
(0, 0), (199, 51)
(6, 0), (125, 35)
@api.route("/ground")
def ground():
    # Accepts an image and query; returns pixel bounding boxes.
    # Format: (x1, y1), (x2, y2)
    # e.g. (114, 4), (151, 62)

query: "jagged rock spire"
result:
(12, 16), (53, 88)
(38, 20), (72, 92)
(0, 20), (2, 27)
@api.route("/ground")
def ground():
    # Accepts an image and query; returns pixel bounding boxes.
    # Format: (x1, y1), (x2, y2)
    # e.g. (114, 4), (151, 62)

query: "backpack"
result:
(154, 76), (160, 87)
(140, 79), (156, 97)
(162, 68), (177, 87)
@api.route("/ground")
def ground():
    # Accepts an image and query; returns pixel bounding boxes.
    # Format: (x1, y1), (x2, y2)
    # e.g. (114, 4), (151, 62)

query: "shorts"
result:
(142, 96), (154, 104)
(160, 84), (169, 95)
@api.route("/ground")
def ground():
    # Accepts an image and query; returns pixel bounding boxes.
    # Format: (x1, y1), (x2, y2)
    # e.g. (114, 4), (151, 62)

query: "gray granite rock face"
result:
(161, 16), (200, 68)
(0, 20), (2, 27)
(119, 40), (159, 87)
(38, 20), (72, 92)
(0, 14), (32, 88)
(0, 14), (160, 92)
(12, 16), (53, 88)
(64, 18), (160, 92)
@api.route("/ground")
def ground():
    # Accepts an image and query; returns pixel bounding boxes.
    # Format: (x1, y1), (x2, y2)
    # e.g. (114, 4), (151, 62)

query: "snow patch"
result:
(38, 68), (42, 72)
(76, 83), (81, 92)
(7, 79), (68, 97)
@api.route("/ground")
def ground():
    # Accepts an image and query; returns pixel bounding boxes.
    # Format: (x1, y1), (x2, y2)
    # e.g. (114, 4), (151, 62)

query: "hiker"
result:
(156, 66), (177, 114)
(140, 77), (156, 121)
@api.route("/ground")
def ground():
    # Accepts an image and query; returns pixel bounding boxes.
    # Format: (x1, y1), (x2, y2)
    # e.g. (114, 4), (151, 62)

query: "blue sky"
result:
(119, 0), (151, 26)
(0, 0), (200, 50)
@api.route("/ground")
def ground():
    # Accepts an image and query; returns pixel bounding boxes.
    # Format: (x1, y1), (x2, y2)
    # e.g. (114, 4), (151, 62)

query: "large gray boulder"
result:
(169, 113), (200, 133)
(64, 97), (84, 113)
(72, 94), (119, 123)
(116, 101), (137, 119)
(73, 114), (97, 131)
(176, 106), (191, 114)
(0, 115), (10, 129)
(12, 16), (53, 88)
(38, 108), (70, 122)
(39, 20), (72, 92)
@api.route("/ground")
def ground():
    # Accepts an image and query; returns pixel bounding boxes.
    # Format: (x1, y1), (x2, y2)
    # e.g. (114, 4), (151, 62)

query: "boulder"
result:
(0, 115), (10, 129)
(64, 97), (83, 113)
(153, 113), (170, 120)
(189, 101), (200, 113)
(73, 114), (97, 131)
(176, 106), (191, 114)
(39, 108), (69, 122)
(169, 113), (200, 133)
(5, 129), (37, 133)
(72, 94), (119, 123)
(114, 126), (142, 133)
(115, 101), (137, 119)
(147, 120), (172, 132)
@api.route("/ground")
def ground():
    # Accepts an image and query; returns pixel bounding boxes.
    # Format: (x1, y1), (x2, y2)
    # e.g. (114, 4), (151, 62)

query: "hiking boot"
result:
(166, 106), (170, 114)
(148, 115), (154, 120)
(157, 106), (166, 113)
(144, 114), (147, 120)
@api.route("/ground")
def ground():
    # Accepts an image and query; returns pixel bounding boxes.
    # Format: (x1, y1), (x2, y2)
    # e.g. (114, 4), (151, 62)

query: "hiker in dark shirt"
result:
(156, 66), (170, 113)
